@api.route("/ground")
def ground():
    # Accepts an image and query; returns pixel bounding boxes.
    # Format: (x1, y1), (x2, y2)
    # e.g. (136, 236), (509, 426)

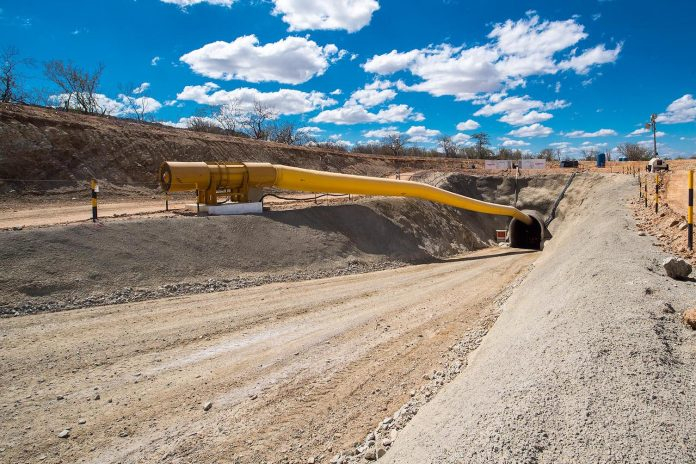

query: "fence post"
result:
(639, 175), (642, 199)
(654, 174), (659, 214)
(91, 179), (98, 222)
(688, 170), (693, 250)
(644, 176), (648, 208)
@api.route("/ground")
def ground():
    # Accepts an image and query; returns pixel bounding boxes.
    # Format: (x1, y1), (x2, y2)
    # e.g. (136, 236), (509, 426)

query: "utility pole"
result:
(645, 114), (658, 157)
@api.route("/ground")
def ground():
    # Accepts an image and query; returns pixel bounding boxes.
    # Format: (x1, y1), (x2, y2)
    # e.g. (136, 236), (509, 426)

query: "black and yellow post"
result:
(654, 174), (659, 214)
(644, 176), (648, 208)
(688, 169), (693, 250)
(90, 179), (98, 222)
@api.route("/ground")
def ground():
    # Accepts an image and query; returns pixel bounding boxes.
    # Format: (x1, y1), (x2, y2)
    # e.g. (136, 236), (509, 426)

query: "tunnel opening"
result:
(508, 210), (545, 250)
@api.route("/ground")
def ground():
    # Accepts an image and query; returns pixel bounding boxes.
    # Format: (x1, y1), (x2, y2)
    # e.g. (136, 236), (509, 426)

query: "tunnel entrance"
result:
(508, 210), (547, 250)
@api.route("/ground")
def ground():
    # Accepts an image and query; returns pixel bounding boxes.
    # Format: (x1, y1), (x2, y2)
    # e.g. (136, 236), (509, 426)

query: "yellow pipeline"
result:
(160, 161), (533, 225)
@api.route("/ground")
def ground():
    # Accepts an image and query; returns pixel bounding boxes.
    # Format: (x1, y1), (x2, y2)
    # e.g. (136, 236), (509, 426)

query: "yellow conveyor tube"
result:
(160, 161), (533, 225)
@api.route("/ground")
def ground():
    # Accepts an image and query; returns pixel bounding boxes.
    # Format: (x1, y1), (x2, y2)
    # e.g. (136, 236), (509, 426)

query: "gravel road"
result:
(0, 247), (536, 464)
(383, 174), (696, 463)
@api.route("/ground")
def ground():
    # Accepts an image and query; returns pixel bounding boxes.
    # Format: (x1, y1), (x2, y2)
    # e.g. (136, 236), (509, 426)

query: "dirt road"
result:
(0, 247), (536, 464)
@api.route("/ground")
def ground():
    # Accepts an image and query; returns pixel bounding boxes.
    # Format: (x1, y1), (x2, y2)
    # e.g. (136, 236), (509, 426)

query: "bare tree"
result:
(119, 83), (153, 121)
(1, 46), (32, 103)
(497, 147), (513, 159)
(382, 134), (409, 157)
(471, 132), (493, 159)
(438, 135), (458, 158)
(240, 100), (277, 140)
(539, 148), (555, 161)
(213, 101), (243, 134)
(617, 142), (652, 161)
(44, 60), (106, 114)
(581, 147), (598, 161)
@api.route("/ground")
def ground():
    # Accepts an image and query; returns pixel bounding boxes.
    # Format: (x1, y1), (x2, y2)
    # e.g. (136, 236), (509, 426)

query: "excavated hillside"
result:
(0, 104), (478, 193)
(0, 172), (573, 315)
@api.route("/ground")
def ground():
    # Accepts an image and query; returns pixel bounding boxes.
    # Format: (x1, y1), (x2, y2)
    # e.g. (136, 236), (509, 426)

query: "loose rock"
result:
(683, 308), (696, 330)
(203, 401), (213, 411)
(57, 430), (70, 439)
(662, 257), (693, 280)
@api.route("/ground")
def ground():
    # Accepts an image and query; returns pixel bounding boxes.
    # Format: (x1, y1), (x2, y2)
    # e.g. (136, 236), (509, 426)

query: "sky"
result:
(1, 0), (695, 158)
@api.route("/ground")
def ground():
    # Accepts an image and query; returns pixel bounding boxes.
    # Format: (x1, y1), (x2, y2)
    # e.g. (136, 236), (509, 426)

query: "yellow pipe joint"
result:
(159, 161), (533, 225)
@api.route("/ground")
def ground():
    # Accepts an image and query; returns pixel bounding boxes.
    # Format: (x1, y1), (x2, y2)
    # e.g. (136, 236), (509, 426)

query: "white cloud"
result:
(405, 125), (440, 143)
(498, 110), (553, 126)
(565, 128), (617, 138)
(659, 94), (696, 124)
(362, 49), (421, 74)
(349, 88), (396, 108)
(507, 123), (553, 137)
(176, 82), (336, 115)
(558, 43), (622, 74)
(474, 95), (568, 116)
(501, 138), (530, 147)
(473, 95), (567, 126)
(132, 82), (150, 94)
(180, 35), (339, 84)
(362, 15), (620, 101)
(160, 0), (235, 7)
(151, 56), (161, 66)
(451, 133), (472, 144)
(162, 115), (222, 129)
(456, 119), (480, 131)
(627, 128), (665, 137)
(271, 0), (379, 32)
(347, 80), (397, 108)
(330, 89), (342, 95)
(311, 103), (423, 125)
(363, 126), (400, 138)
(297, 126), (324, 134)
(50, 93), (162, 117)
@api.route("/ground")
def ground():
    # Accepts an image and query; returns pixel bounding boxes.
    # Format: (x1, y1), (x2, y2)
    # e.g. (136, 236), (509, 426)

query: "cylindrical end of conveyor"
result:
(508, 210), (550, 250)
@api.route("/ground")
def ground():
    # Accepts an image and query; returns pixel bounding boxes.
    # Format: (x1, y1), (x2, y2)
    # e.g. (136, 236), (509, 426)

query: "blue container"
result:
(596, 153), (606, 168)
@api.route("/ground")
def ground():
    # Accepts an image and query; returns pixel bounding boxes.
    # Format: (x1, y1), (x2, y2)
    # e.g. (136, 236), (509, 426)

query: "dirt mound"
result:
(0, 104), (478, 193)
(0, 172), (571, 315)
(383, 174), (696, 463)
(0, 198), (479, 315)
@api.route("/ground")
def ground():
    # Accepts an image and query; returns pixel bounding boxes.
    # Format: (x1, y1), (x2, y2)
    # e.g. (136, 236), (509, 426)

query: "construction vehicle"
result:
(646, 157), (669, 172)
(159, 161), (551, 250)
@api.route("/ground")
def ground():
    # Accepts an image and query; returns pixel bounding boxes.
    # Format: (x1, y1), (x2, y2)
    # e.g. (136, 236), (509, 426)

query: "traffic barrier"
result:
(688, 170), (694, 251)
(655, 174), (660, 214)
(91, 179), (98, 222)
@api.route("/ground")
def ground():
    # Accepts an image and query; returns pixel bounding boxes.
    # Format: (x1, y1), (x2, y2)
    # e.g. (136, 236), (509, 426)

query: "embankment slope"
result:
(384, 174), (696, 463)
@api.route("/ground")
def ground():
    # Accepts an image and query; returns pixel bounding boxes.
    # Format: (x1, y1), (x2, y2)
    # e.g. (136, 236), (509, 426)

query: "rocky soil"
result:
(383, 174), (696, 463)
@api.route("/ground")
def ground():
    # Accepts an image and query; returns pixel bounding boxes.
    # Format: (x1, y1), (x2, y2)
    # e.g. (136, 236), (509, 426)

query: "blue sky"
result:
(2, 0), (695, 157)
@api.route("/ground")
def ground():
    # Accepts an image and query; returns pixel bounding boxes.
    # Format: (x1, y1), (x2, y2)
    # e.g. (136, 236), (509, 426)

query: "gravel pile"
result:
(382, 174), (696, 463)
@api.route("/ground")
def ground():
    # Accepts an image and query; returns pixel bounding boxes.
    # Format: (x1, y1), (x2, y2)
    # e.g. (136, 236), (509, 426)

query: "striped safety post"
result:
(91, 179), (98, 222)
(688, 170), (693, 251)
(654, 174), (659, 214)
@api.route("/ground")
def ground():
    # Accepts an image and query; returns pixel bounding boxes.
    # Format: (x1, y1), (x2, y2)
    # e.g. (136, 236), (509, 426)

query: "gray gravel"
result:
(0, 260), (403, 316)
(383, 174), (696, 463)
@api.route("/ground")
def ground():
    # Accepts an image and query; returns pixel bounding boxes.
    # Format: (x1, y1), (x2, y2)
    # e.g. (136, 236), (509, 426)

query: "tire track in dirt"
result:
(0, 247), (537, 464)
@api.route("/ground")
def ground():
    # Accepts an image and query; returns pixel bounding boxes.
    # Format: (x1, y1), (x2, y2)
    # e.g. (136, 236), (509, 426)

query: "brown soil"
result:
(631, 170), (695, 266)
